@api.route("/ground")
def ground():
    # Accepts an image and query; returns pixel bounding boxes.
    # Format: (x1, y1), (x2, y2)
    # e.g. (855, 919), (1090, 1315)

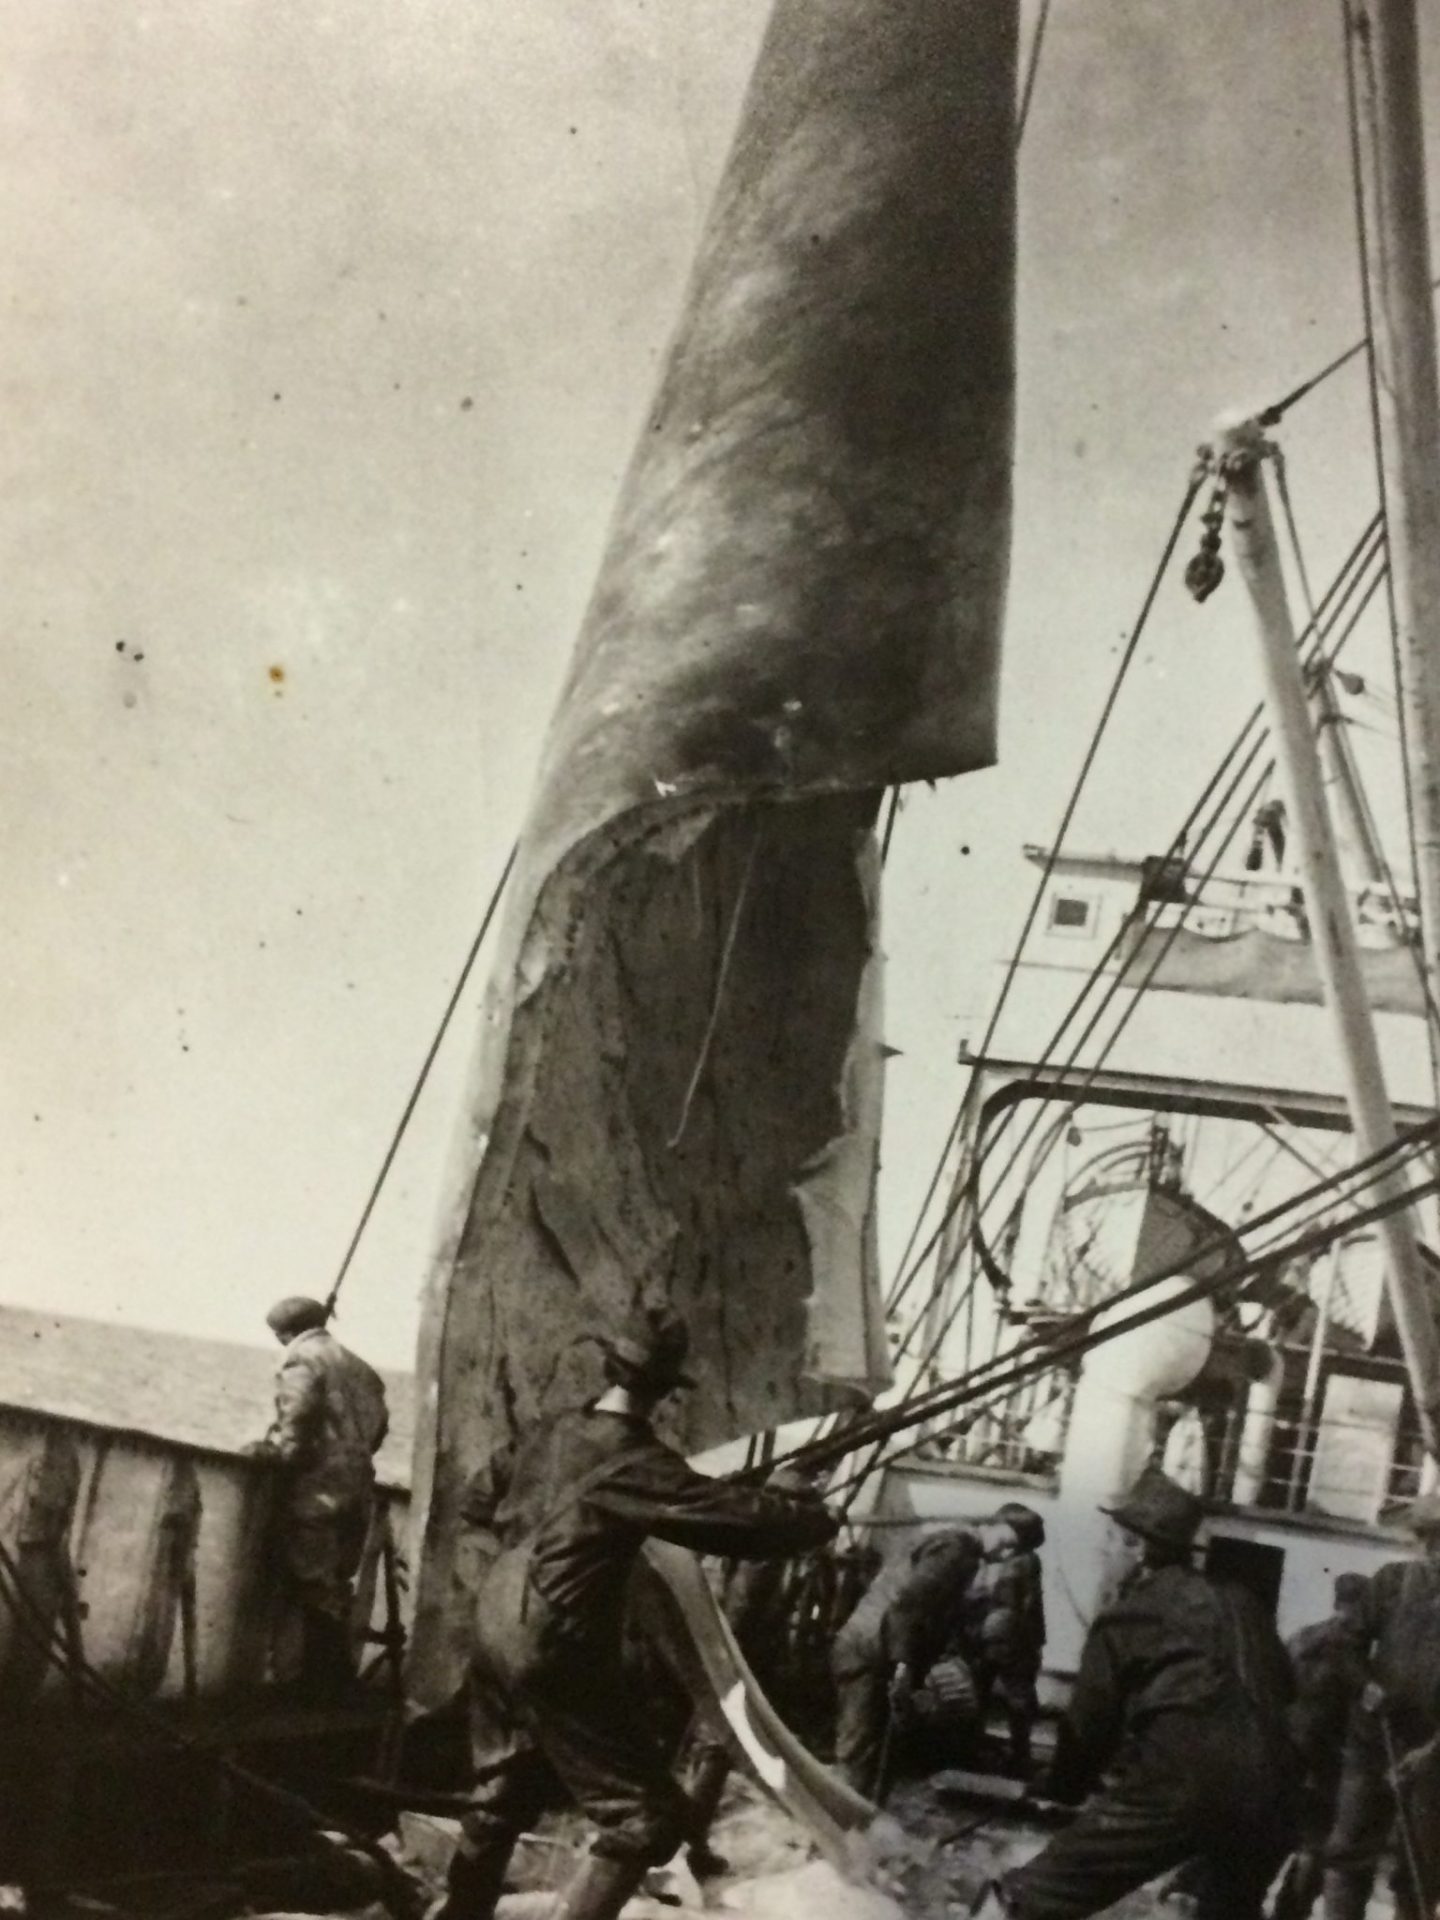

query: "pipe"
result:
(1048, 1278), (1214, 1670)
(1231, 1352), (1285, 1507)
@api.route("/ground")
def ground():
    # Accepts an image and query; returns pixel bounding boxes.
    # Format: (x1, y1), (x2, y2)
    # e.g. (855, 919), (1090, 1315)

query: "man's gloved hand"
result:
(768, 1463), (829, 1501)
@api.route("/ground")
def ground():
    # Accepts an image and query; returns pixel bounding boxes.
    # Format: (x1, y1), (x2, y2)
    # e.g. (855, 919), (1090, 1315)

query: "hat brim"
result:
(1100, 1504), (1195, 1550)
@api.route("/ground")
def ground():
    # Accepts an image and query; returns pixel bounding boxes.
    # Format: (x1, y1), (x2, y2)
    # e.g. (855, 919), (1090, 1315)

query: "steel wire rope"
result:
(898, 708), (1282, 1348)
(320, 842), (517, 1323)
(1016, 0), (1052, 141)
(877, 469), (1207, 1329)
(888, 518), (1389, 1341)
(958, 515), (1388, 1233)
(844, 617), (1374, 1462)
(865, 743), (1283, 1462)
(881, 490), (1380, 1351)
(826, 500), (1382, 1473)
(828, 1151), (1440, 1495)
(785, 1107), (1440, 1485)
(805, 473), (1209, 1459)
(880, 513), (1386, 1343)
(878, 1112), (1440, 1479)
(860, 552), (1396, 1472)
(814, 1145), (1440, 1494)
(1272, 448), (1440, 1047)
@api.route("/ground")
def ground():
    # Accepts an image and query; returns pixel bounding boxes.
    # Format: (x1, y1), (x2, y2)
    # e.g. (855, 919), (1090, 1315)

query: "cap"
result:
(994, 1501), (1046, 1550)
(265, 1295), (328, 1338)
(1101, 1465), (1204, 1552)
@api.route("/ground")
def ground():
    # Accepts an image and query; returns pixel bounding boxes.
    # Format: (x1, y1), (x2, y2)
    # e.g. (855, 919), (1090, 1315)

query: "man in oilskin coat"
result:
(247, 1294), (389, 1697)
(1321, 1491), (1440, 1920)
(434, 1305), (837, 1920)
(974, 1465), (1297, 1920)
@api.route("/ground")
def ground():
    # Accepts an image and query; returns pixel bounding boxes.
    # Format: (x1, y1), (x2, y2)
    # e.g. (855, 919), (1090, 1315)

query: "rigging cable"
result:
(822, 1143), (1440, 1495)
(882, 508), (1384, 1335)
(958, 510), (1387, 1207)
(878, 468), (1207, 1327)
(321, 842), (517, 1322)
(928, 548), (1387, 1345)
(876, 527), (1393, 1431)
(840, 1098), (1440, 1494)
(892, 513), (1387, 1326)
(812, 1129), (1440, 1495)
(1016, 0), (1052, 142)
(1272, 432), (1440, 1049)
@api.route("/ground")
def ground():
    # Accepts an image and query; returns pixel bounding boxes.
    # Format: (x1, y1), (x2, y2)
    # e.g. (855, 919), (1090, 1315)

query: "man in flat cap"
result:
(440, 1303), (837, 1920)
(247, 1295), (389, 1699)
(1321, 1490), (1440, 1920)
(975, 1465), (1296, 1920)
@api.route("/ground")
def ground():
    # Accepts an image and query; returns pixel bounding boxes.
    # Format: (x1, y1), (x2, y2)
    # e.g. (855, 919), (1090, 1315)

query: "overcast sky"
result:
(3, 0), (1436, 1370)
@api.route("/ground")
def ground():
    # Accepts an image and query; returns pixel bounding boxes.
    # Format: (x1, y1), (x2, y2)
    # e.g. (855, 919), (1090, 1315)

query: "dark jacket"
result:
(1049, 1564), (1295, 1804)
(461, 1406), (836, 1664)
(263, 1328), (389, 1522)
(963, 1546), (1046, 1683)
(832, 1528), (983, 1679)
(1285, 1614), (1368, 1772)
(1353, 1555), (1440, 1740)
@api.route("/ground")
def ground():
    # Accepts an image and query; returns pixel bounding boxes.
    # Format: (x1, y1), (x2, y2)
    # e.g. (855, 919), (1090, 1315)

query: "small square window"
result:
(1049, 893), (1094, 936)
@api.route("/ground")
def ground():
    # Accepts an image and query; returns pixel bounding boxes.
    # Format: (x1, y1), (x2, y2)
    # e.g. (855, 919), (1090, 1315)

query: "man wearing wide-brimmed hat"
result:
(1320, 1489), (1440, 1920)
(439, 1303), (837, 1920)
(975, 1464), (1296, 1920)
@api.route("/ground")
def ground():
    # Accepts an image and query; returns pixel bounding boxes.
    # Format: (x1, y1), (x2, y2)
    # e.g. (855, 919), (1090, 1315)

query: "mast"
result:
(1345, 0), (1440, 1081)
(1215, 415), (1440, 1462)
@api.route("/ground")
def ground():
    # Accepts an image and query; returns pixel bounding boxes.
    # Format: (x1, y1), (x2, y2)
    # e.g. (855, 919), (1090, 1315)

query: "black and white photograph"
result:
(4, 4), (1440, 1919)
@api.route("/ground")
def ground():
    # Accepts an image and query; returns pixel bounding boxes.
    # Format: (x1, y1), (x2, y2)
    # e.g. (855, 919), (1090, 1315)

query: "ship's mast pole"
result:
(1345, 0), (1440, 1085)
(1218, 416), (1440, 1460)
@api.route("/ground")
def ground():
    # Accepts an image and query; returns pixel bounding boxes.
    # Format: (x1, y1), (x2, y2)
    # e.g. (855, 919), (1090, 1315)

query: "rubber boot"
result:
(684, 1746), (732, 1880)
(430, 1840), (514, 1920)
(1320, 1868), (1371, 1920)
(550, 1854), (648, 1920)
